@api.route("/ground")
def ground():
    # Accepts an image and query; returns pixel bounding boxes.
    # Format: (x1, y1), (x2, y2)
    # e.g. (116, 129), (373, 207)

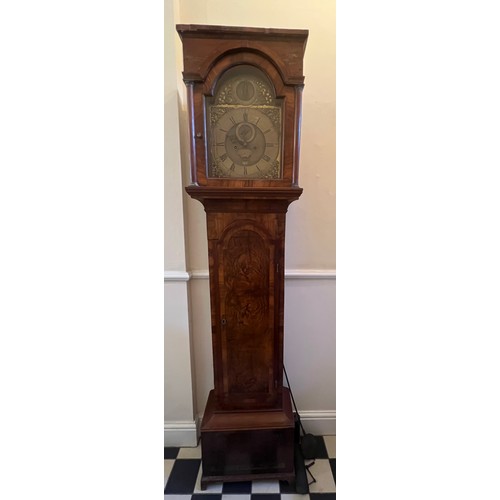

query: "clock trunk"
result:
(207, 209), (286, 411)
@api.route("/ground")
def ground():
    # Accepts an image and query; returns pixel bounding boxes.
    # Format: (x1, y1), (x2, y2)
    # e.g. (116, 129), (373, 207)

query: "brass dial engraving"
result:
(207, 65), (282, 179)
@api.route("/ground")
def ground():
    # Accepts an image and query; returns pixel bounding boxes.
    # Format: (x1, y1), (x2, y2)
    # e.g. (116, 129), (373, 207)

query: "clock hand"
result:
(235, 122), (256, 145)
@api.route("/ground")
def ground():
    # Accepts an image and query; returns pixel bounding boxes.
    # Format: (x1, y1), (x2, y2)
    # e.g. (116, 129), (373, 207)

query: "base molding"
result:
(194, 409), (336, 438)
(164, 420), (198, 447)
(200, 389), (295, 489)
(299, 410), (336, 436)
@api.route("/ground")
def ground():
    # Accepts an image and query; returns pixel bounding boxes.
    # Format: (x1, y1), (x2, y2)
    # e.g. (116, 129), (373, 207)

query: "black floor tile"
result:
(222, 481), (252, 494)
(192, 495), (221, 500)
(164, 447), (179, 459)
(279, 480), (296, 493)
(309, 436), (329, 459)
(310, 494), (336, 500)
(329, 458), (336, 482)
(164, 459), (201, 494)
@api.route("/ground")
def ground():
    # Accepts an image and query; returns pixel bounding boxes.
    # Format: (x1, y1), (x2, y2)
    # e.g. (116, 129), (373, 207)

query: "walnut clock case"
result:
(176, 24), (308, 489)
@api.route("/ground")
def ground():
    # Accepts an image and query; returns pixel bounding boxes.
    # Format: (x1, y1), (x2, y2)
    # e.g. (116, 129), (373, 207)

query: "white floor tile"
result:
(281, 494), (310, 500)
(323, 435), (336, 459)
(164, 496), (191, 500)
(251, 479), (280, 493)
(222, 495), (251, 500)
(164, 459), (175, 484)
(308, 459), (336, 493)
(177, 445), (202, 459)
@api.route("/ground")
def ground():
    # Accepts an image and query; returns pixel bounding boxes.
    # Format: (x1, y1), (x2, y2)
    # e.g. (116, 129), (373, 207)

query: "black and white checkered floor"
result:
(164, 435), (335, 500)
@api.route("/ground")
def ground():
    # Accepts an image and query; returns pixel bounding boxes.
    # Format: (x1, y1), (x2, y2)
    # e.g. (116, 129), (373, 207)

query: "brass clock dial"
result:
(206, 65), (282, 179)
(210, 107), (280, 179)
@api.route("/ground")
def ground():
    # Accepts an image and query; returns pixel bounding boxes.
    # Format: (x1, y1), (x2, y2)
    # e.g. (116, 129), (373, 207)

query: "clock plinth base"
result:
(200, 388), (295, 489)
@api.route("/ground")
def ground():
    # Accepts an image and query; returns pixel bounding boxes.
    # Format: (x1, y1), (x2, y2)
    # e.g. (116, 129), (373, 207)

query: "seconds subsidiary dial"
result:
(210, 107), (281, 179)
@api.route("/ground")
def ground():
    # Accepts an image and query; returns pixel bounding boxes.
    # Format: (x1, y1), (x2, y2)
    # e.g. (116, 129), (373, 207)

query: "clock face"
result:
(207, 65), (282, 179)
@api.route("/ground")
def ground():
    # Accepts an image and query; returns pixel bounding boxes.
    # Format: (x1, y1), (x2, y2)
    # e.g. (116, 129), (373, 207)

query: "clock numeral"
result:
(255, 165), (262, 172)
(244, 166), (248, 176)
(229, 116), (237, 125)
(263, 154), (271, 162)
(263, 129), (271, 134)
(266, 142), (275, 147)
(216, 141), (225, 146)
(219, 128), (228, 133)
(255, 117), (261, 125)
(229, 163), (236, 172)
(243, 111), (248, 122)
(220, 153), (227, 162)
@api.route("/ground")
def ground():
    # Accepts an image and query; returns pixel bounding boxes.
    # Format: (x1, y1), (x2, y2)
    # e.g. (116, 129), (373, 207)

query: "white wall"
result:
(164, 0), (197, 446)
(165, 0), (336, 442)
(177, 0), (336, 272)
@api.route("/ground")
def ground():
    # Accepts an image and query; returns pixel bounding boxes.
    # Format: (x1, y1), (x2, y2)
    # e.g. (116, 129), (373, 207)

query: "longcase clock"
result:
(176, 24), (308, 489)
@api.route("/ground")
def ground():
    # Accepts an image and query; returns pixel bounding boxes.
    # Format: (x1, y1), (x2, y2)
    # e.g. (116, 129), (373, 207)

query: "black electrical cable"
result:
(283, 365), (318, 461)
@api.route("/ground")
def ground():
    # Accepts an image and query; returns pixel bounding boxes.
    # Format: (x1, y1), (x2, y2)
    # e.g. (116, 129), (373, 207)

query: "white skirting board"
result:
(300, 410), (336, 436)
(164, 420), (198, 447)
